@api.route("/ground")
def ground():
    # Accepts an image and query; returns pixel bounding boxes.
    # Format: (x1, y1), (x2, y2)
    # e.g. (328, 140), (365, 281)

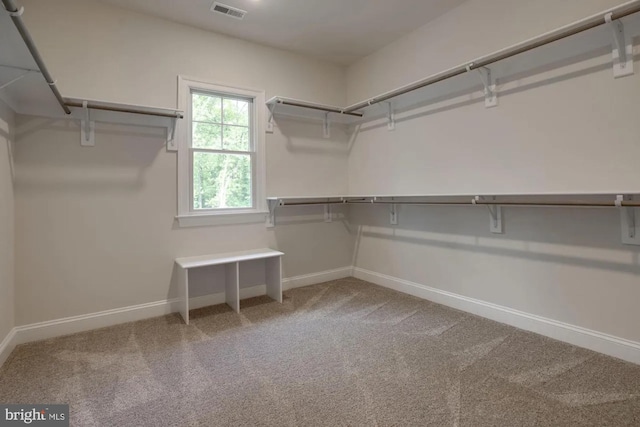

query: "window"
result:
(177, 76), (266, 227)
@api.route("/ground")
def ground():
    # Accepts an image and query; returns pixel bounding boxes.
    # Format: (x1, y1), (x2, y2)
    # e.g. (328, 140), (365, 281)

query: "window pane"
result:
(193, 152), (252, 210)
(223, 125), (250, 151)
(192, 93), (222, 123)
(192, 122), (222, 149)
(223, 98), (249, 126)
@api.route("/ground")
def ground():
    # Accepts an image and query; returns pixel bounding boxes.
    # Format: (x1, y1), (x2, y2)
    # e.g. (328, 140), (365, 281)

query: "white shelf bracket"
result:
(323, 112), (331, 139)
(474, 196), (503, 233)
(467, 64), (498, 108)
(617, 195), (640, 245)
(80, 101), (95, 147)
(266, 104), (276, 133)
(386, 102), (395, 131)
(266, 199), (281, 228)
(605, 13), (634, 78)
(324, 204), (333, 223)
(487, 205), (503, 234)
(167, 117), (177, 147)
(390, 203), (398, 225)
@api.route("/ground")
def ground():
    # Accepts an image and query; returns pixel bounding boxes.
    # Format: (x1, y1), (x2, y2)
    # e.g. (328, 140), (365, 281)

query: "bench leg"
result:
(178, 266), (189, 325)
(266, 256), (283, 303)
(225, 262), (240, 313)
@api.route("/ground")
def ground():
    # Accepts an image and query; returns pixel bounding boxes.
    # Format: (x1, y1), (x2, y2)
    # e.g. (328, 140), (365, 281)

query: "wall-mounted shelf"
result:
(65, 98), (183, 147)
(266, 97), (363, 137)
(266, 1), (640, 132)
(0, 1), (64, 116)
(1, 0), (184, 147)
(266, 97), (363, 123)
(267, 193), (640, 246)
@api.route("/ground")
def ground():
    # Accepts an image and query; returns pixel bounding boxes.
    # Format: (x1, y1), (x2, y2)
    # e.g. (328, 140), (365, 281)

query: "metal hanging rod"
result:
(347, 200), (640, 208)
(275, 197), (640, 209)
(272, 98), (364, 118)
(339, 0), (640, 113)
(65, 100), (184, 119)
(269, 195), (640, 242)
(277, 201), (346, 206)
(2, 0), (71, 114)
(275, 199), (368, 206)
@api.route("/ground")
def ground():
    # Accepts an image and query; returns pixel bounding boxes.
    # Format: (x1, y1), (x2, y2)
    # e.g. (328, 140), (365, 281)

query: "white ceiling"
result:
(98, 0), (467, 65)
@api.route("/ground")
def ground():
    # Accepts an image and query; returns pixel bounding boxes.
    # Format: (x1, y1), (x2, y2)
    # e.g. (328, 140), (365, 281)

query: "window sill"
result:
(176, 211), (268, 228)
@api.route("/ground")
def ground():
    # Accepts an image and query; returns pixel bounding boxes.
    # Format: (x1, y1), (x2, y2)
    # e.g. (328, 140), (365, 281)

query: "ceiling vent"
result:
(210, 2), (247, 20)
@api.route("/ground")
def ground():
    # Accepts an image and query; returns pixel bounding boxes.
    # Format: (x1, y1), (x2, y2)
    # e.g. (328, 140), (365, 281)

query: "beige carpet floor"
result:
(1, 278), (640, 426)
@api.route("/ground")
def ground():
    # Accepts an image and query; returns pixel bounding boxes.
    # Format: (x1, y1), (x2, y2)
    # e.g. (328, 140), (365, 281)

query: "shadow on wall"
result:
(270, 204), (352, 249)
(269, 204), (350, 227)
(268, 204), (356, 278)
(0, 116), (14, 181)
(349, 204), (640, 275)
(168, 262), (181, 301)
(273, 117), (350, 156)
(13, 116), (166, 193)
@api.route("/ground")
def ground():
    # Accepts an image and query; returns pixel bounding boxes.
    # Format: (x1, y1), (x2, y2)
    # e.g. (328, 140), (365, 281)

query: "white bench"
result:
(175, 248), (284, 324)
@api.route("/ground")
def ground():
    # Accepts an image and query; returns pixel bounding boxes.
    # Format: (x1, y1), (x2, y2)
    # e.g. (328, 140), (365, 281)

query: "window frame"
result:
(176, 76), (266, 227)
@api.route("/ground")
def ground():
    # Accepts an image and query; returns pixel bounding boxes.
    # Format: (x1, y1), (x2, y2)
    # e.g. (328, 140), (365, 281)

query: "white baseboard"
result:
(0, 328), (16, 368)
(283, 266), (353, 290)
(353, 267), (640, 365)
(12, 300), (176, 347)
(0, 266), (353, 367)
(7, 264), (635, 368)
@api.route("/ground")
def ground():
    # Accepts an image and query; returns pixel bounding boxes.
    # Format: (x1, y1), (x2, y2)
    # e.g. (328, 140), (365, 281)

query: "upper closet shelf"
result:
(64, 98), (183, 147)
(266, 0), (640, 129)
(266, 97), (363, 126)
(1, 0), (183, 147)
(0, 0), (64, 117)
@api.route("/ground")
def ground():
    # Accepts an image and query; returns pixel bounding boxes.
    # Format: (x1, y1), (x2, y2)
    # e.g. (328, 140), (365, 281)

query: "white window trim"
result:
(176, 75), (267, 227)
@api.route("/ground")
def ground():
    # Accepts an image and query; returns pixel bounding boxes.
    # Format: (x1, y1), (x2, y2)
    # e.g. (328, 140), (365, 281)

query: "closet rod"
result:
(277, 199), (365, 206)
(343, 0), (640, 113)
(347, 200), (640, 208)
(64, 101), (184, 119)
(2, 0), (71, 114)
(273, 99), (364, 117)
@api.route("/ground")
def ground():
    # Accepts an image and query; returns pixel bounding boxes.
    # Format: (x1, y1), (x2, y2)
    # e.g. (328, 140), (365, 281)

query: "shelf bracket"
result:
(266, 199), (281, 228)
(617, 195), (640, 245)
(474, 196), (503, 233)
(605, 13), (634, 78)
(266, 104), (276, 133)
(386, 102), (395, 131)
(467, 64), (497, 108)
(323, 112), (330, 139)
(487, 205), (503, 234)
(80, 101), (95, 147)
(390, 203), (398, 225)
(324, 204), (333, 223)
(167, 117), (177, 145)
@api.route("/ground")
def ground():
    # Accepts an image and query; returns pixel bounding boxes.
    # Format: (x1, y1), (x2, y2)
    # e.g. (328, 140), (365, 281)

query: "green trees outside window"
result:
(191, 93), (253, 210)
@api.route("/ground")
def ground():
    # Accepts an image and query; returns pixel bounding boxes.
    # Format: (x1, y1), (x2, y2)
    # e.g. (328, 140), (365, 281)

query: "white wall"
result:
(346, 0), (640, 343)
(0, 99), (15, 342)
(13, 0), (353, 325)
